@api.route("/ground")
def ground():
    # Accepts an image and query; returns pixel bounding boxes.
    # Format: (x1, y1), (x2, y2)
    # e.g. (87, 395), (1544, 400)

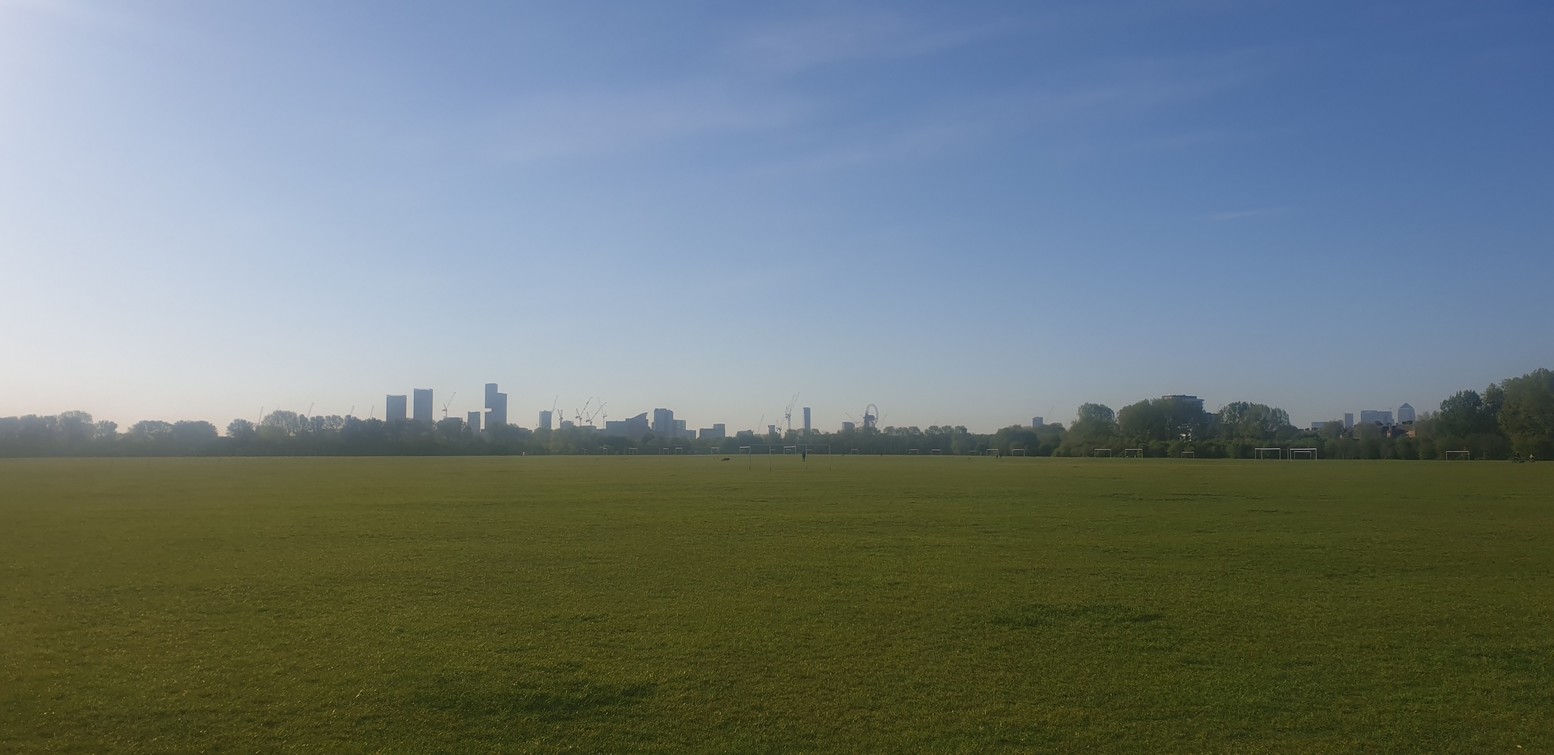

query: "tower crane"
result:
(441, 391), (457, 419)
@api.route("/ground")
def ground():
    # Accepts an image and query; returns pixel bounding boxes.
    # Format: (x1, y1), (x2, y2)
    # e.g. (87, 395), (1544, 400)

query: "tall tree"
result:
(1498, 368), (1554, 457)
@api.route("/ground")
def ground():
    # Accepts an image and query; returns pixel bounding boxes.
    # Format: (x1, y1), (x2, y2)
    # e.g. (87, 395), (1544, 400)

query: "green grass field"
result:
(2, 456), (1551, 752)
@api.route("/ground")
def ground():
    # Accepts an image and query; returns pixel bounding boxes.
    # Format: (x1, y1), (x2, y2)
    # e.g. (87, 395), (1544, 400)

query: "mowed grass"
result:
(2, 456), (1551, 753)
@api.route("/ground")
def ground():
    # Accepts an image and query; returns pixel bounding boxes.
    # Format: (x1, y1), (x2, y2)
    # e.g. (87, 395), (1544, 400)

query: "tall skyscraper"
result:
(1032, 417), (1045, 428)
(484, 383), (508, 428)
(652, 408), (674, 436)
(1344, 413), (1355, 429)
(803, 407), (811, 433)
(538, 410), (553, 431)
(1397, 403), (1416, 424)
(466, 411), (481, 432)
(386, 394), (408, 423)
(412, 388), (433, 424)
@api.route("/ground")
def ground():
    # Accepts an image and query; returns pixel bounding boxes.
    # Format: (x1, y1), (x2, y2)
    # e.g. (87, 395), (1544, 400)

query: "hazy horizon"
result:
(4, 1), (1550, 433)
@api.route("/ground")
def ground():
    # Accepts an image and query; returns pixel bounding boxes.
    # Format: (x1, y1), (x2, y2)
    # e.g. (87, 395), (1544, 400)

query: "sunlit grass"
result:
(2, 456), (1551, 752)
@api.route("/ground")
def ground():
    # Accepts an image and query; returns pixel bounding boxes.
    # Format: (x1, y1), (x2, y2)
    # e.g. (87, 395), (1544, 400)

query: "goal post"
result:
(1121, 448), (1144, 458)
(1289, 448), (1318, 460)
(1446, 450), (1471, 460)
(1092, 448), (1113, 458)
(1254, 447), (1282, 460)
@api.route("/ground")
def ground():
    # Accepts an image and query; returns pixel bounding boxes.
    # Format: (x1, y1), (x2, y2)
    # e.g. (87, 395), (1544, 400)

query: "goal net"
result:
(1289, 448), (1318, 460)
(1254, 447), (1282, 460)
(1092, 448), (1113, 458)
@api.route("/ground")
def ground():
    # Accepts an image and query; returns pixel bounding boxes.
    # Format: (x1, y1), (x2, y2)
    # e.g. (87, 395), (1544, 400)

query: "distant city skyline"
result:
(0, 374), (1448, 437)
(3, 2), (1549, 434)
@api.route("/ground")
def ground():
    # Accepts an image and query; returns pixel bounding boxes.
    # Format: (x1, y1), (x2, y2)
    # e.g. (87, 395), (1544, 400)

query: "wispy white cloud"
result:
(731, 9), (1009, 74)
(0, 0), (147, 36)
(761, 58), (1260, 174)
(1209, 206), (1290, 222)
(485, 82), (810, 164)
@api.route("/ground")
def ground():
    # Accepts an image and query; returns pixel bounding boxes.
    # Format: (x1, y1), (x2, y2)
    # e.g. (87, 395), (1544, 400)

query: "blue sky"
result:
(2, 0), (1550, 432)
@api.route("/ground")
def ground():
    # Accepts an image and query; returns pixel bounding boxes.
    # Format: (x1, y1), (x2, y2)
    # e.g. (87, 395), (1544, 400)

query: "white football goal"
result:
(1289, 448), (1318, 460)
(1254, 447), (1282, 460)
(1446, 450), (1471, 460)
(1093, 448), (1113, 458)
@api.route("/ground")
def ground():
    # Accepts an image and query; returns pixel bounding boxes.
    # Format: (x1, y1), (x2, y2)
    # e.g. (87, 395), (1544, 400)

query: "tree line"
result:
(3, 368), (1549, 459)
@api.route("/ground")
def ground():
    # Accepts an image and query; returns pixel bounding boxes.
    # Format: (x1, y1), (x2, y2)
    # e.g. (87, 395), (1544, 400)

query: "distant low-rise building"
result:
(1360, 409), (1393, 426)
(606, 413), (651, 438)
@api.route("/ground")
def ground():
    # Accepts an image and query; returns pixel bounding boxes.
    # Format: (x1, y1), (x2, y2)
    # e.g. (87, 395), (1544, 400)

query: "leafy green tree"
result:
(1498, 368), (1554, 457)
(1061, 404), (1116, 455)
(1437, 390), (1497, 436)
(1217, 402), (1291, 439)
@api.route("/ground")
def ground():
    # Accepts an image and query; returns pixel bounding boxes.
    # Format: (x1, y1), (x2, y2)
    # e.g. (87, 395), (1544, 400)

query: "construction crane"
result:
(784, 393), (799, 434)
(584, 401), (606, 427)
(441, 391), (457, 419)
(575, 397), (594, 427)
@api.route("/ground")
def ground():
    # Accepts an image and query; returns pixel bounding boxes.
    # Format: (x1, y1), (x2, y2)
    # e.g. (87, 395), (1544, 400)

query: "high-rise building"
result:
(1032, 416), (1045, 428)
(386, 394), (408, 423)
(699, 423), (726, 441)
(538, 410), (553, 431)
(803, 407), (811, 433)
(1344, 413), (1354, 429)
(484, 383), (508, 429)
(467, 411), (482, 431)
(842, 421), (856, 432)
(652, 408), (674, 436)
(1397, 403), (1416, 424)
(412, 388), (434, 424)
